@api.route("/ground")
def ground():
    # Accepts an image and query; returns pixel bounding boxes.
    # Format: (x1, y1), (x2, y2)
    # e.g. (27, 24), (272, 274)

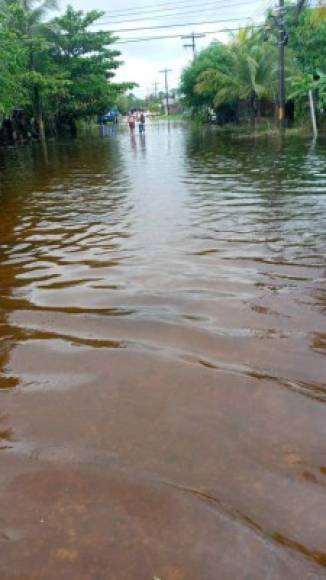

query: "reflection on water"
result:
(0, 125), (325, 579)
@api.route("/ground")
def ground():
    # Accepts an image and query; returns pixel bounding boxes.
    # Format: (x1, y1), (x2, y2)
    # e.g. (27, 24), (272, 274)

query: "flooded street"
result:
(0, 123), (326, 579)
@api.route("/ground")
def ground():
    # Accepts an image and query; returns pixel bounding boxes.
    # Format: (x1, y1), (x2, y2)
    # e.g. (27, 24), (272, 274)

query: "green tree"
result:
(0, 1), (130, 140)
(194, 28), (279, 121)
(0, 12), (28, 117)
(286, 6), (326, 75)
(49, 6), (132, 133)
(0, 0), (66, 139)
(180, 41), (229, 115)
(286, 6), (326, 118)
(116, 92), (144, 114)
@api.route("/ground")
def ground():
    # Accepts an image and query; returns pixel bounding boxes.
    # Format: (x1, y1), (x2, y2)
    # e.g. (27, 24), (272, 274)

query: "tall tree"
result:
(0, 9), (28, 117)
(180, 41), (229, 113)
(286, 5), (326, 117)
(49, 6), (132, 133)
(194, 28), (279, 121)
(0, 0), (63, 140)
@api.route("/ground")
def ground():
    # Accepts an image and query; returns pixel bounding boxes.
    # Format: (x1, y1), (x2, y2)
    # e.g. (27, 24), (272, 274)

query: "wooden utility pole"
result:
(296, 0), (308, 17)
(277, 0), (286, 126)
(308, 90), (318, 139)
(159, 68), (172, 115)
(153, 81), (160, 99)
(182, 32), (205, 56)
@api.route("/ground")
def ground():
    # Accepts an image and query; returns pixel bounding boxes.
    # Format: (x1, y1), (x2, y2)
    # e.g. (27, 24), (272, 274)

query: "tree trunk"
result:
(33, 85), (46, 144)
(30, 47), (45, 144)
(250, 93), (257, 128)
(308, 90), (318, 139)
(69, 117), (77, 138)
(2, 119), (15, 144)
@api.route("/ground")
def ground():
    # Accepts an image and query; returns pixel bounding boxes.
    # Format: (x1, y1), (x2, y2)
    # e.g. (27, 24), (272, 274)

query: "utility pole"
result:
(308, 89), (318, 139)
(153, 81), (160, 99)
(295, 0), (308, 17)
(159, 68), (172, 115)
(182, 32), (205, 56)
(277, 0), (286, 126)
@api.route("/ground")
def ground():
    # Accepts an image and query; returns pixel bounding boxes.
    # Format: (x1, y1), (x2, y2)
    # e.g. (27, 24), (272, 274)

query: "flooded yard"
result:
(0, 123), (325, 579)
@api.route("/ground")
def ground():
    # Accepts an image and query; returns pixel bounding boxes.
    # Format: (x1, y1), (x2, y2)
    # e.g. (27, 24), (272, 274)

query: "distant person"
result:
(128, 112), (136, 132)
(138, 111), (146, 134)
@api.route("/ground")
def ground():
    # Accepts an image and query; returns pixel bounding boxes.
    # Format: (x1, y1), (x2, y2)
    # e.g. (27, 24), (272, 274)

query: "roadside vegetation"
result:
(180, 4), (326, 130)
(0, 0), (133, 143)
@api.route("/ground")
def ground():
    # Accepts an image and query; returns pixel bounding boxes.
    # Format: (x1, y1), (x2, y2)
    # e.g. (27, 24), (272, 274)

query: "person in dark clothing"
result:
(138, 111), (146, 134)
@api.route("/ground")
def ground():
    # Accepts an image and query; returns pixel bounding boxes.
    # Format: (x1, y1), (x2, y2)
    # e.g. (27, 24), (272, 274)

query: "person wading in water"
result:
(138, 111), (146, 134)
(128, 111), (136, 132)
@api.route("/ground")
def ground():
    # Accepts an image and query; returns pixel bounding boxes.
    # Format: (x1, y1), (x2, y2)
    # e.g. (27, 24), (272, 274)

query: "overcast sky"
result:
(61, 0), (270, 96)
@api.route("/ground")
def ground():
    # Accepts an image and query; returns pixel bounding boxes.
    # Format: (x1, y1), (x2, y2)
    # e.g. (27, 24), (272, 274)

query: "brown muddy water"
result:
(0, 123), (325, 579)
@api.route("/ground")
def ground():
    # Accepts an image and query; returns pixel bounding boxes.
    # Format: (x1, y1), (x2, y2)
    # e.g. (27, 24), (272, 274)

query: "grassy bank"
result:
(153, 114), (186, 122)
(198, 119), (326, 140)
(150, 115), (325, 139)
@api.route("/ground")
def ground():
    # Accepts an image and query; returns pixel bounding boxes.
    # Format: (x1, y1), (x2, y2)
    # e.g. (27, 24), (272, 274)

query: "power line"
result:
(98, 16), (258, 33)
(98, 0), (261, 17)
(102, 0), (215, 15)
(97, 0), (263, 23)
(99, 2), (259, 25)
(114, 24), (263, 44)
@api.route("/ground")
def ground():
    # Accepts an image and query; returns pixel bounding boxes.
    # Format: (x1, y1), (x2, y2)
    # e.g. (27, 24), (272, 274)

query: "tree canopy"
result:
(180, 3), (326, 124)
(0, 17), (28, 116)
(0, 1), (133, 139)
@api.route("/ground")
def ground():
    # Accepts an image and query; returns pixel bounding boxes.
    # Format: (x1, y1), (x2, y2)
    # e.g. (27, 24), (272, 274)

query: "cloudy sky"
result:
(61, 0), (270, 96)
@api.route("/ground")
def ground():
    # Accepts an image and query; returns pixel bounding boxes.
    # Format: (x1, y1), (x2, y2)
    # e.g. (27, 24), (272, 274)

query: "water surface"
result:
(0, 124), (326, 579)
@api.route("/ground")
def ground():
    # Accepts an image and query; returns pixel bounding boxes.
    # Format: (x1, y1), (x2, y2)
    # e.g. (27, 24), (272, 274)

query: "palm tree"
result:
(195, 27), (278, 122)
(0, 0), (58, 140)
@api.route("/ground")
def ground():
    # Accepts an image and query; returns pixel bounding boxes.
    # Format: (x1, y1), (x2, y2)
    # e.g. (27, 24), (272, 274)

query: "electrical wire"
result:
(98, 0), (260, 18)
(98, 0), (264, 22)
(95, 16), (259, 32)
(97, 0), (263, 25)
(114, 24), (263, 44)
